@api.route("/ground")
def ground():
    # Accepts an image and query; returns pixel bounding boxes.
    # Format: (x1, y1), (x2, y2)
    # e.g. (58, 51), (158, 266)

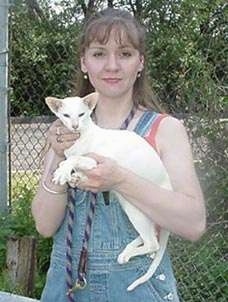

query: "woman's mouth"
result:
(102, 78), (121, 84)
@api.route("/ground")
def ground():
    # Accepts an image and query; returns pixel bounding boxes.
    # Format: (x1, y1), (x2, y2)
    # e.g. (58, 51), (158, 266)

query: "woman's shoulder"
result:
(144, 110), (185, 131)
(139, 106), (186, 134)
(157, 114), (186, 134)
(156, 114), (191, 155)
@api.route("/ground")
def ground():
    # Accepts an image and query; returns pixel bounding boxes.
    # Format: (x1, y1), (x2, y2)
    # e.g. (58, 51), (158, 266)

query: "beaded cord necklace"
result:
(66, 105), (137, 301)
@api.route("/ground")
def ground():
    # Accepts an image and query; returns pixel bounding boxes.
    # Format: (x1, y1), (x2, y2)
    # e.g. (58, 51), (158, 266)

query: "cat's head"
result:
(45, 92), (98, 132)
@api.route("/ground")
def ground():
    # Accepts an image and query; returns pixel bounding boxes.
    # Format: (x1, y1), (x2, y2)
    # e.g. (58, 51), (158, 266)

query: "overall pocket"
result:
(108, 257), (165, 302)
(137, 255), (180, 302)
(90, 195), (122, 252)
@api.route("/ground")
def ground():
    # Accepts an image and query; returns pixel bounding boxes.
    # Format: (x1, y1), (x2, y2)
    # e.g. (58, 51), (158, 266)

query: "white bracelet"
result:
(42, 180), (67, 195)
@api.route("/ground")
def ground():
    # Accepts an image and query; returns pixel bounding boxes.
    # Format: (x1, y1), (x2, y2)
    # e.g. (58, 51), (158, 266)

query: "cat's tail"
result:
(127, 229), (170, 291)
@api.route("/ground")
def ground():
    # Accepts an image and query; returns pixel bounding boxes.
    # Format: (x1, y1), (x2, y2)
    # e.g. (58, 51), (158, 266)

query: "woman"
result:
(32, 7), (206, 302)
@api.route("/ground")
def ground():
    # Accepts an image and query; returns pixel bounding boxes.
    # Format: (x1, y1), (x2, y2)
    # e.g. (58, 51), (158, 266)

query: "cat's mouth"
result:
(71, 128), (80, 133)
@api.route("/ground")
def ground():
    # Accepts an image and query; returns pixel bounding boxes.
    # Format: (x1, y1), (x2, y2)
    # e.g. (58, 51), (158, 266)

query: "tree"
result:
(10, 0), (226, 115)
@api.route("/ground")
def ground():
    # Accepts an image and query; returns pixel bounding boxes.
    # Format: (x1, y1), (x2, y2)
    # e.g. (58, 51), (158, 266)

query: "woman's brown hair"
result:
(73, 8), (163, 112)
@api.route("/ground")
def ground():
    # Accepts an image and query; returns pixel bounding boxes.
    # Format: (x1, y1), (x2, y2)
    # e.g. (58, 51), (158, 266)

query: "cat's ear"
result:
(45, 97), (63, 114)
(83, 92), (99, 110)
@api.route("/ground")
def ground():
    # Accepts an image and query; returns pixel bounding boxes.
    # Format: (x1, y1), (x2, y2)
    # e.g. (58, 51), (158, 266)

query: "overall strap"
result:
(133, 111), (157, 136)
(134, 111), (169, 153)
(144, 113), (169, 153)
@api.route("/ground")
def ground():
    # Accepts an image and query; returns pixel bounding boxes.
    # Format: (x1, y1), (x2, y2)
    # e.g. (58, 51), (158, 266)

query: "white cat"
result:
(45, 92), (172, 291)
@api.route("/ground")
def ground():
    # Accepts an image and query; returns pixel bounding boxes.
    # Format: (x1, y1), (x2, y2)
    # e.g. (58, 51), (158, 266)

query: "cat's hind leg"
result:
(118, 238), (159, 264)
(117, 205), (159, 263)
(117, 236), (143, 264)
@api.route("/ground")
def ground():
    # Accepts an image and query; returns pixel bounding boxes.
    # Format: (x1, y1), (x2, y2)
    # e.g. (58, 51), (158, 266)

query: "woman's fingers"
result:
(46, 119), (80, 156)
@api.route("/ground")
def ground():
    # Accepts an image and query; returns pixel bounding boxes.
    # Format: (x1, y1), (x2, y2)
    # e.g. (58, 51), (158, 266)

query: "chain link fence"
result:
(4, 1), (228, 301)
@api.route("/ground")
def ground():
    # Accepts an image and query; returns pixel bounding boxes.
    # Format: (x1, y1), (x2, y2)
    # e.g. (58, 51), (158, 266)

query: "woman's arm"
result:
(32, 120), (80, 237)
(117, 117), (206, 241)
(79, 117), (206, 241)
(31, 148), (68, 237)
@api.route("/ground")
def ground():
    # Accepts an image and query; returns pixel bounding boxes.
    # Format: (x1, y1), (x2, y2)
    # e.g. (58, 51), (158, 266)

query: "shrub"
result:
(0, 184), (52, 298)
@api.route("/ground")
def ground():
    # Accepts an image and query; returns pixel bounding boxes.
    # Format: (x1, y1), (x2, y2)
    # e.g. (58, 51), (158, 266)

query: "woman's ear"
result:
(80, 56), (87, 73)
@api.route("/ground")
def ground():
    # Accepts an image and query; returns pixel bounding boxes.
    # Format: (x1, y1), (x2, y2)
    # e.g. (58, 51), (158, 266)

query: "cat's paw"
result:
(150, 252), (156, 259)
(117, 252), (130, 264)
(53, 169), (69, 185)
(68, 171), (87, 188)
(68, 173), (81, 188)
(53, 162), (74, 185)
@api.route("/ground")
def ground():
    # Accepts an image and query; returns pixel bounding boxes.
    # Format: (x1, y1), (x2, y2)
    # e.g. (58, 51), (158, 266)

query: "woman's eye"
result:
(78, 112), (85, 117)
(93, 52), (104, 57)
(121, 52), (132, 57)
(63, 113), (70, 118)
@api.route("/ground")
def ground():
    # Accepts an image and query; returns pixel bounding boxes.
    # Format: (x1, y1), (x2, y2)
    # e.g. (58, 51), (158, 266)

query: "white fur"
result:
(45, 93), (172, 291)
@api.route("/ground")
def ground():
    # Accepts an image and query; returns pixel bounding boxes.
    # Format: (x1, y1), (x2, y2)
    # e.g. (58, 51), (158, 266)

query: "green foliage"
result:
(6, 0), (227, 299)
(10, 0), (81, 116)
(145, 0), (226, 113)
(10, 0), (227, 116)
(0, 185), (35, 268)
(0, 184), (52, 298)
(170, 228), (227, 301)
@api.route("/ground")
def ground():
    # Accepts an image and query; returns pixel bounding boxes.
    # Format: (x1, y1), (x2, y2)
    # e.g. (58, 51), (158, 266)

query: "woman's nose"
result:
(105, 54), (120, 71)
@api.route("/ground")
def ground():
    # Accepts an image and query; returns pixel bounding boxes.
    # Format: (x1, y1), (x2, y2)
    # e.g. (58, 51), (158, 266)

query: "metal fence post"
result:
(0, 0), (9, 213)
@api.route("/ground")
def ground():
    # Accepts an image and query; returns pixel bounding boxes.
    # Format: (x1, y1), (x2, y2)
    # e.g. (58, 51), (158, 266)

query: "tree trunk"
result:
(6, 236), (37, 296)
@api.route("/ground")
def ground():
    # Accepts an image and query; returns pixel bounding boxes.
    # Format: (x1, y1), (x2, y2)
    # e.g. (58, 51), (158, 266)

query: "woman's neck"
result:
(94, 97), (134, 129)
(94, 97), (146, 130)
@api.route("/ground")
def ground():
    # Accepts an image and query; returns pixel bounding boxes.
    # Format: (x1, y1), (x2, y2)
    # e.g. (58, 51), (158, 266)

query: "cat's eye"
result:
(79, 112), (85, 117)
(63, 113), (70, 118)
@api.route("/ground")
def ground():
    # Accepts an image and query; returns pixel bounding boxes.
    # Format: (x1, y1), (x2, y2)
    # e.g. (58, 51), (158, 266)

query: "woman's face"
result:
(80, 29), (144, 100)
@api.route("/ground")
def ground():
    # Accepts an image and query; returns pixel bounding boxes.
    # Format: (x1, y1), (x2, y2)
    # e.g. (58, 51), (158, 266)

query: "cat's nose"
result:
(72, 124), (79, 131)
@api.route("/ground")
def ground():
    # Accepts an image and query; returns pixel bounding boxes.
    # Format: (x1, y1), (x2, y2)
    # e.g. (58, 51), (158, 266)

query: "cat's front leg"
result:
(53, 156), (97, 186)
(68, 156), (98, 187)
(72, 156), (97, 170)
(52, 158), (76, 185)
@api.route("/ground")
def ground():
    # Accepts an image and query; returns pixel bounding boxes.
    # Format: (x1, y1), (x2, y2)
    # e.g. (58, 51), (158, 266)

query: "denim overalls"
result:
(41, 111), (180, 302)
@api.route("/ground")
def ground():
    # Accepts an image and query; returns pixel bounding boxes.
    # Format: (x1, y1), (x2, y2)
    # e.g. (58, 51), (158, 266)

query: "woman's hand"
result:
(76, 153), (125, 193)
(47, 119), (80, 157)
